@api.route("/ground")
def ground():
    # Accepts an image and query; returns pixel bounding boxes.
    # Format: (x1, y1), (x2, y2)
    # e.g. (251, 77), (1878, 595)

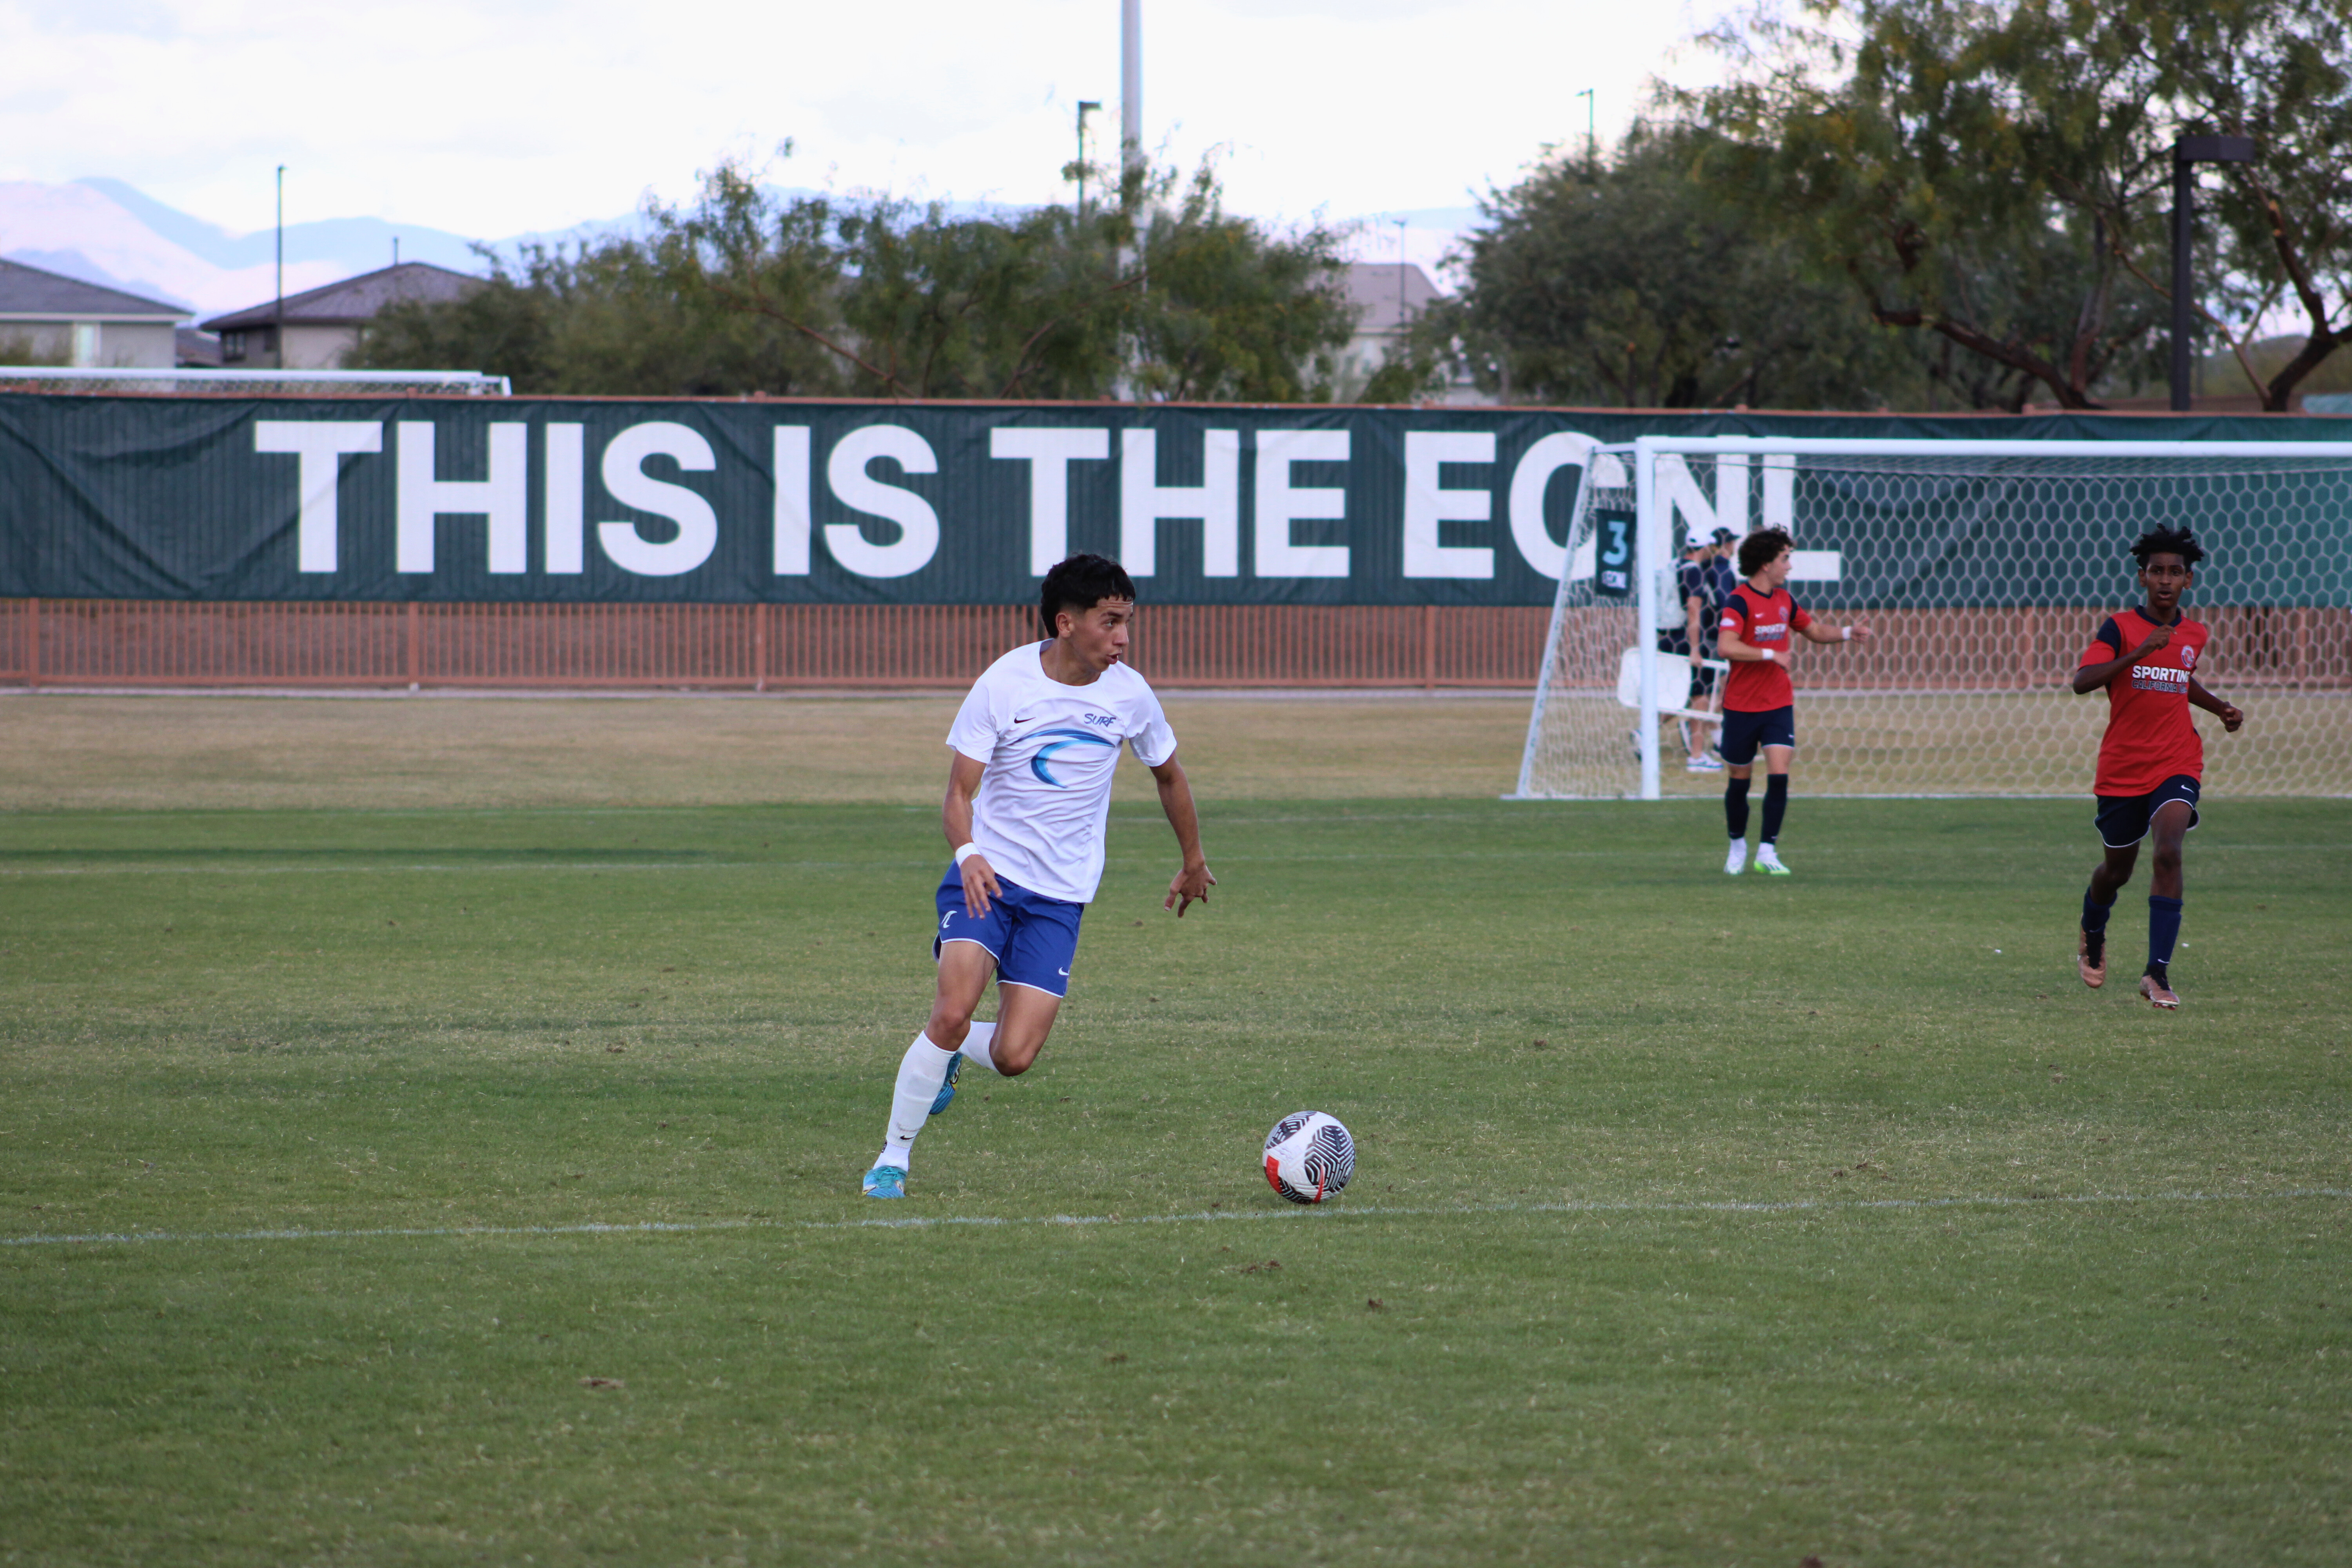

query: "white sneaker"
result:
(1724, 840), (1748, 875)
(1685, 755), (1725, 773)
(1755, 843), (1790, 876)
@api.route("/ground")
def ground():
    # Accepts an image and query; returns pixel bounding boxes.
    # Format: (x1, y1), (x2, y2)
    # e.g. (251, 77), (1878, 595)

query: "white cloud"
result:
(0, 0), (1741, 240)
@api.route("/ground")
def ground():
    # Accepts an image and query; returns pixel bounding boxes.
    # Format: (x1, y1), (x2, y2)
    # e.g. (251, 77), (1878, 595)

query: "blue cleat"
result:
(928, 1052), (964, 1116)
(861, 1164), (907, 1199)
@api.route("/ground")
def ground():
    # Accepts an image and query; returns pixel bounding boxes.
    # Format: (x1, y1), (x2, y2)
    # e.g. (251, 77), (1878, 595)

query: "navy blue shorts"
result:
(2095, 774), (2201, 849)
(1718, 705), (1795, 765)
(934, 865), (1084, 997)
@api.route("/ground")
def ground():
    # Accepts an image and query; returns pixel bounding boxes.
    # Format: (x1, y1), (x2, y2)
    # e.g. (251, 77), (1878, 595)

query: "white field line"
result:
(6, 1187), (2346, 1250)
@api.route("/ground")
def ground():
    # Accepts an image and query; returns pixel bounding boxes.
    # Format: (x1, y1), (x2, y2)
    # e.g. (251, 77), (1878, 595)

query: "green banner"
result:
(2, 394), (2347, 605)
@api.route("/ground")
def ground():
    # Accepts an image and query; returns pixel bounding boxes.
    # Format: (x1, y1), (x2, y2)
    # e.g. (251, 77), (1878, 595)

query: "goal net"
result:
(1511, 437), (2352, 799)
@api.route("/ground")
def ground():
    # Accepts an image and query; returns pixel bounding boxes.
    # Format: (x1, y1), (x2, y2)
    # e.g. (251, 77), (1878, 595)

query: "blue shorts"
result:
(934, 865), (1083, 998)
(1718, 705), (1795, 765)
(2096, 774), (2201, 849)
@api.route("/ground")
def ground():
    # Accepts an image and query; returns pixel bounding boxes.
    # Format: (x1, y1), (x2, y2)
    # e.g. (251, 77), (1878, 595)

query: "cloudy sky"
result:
(2, 0), (1742, 242)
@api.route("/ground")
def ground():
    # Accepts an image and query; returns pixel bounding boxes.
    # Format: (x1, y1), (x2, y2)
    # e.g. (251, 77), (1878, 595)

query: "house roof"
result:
(201, 261), (485, 332)
(176, 327), (223, 368)
(1343, 261), (1444, 335)
(0, 257), (188, 320)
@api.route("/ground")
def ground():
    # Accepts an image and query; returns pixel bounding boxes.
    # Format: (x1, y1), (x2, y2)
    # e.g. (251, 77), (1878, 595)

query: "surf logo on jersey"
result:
(1029, 727), (1119, 786)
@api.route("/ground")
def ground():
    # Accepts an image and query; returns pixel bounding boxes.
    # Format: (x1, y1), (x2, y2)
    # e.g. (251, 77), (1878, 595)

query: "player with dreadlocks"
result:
(2069, 524), (2244, 1009)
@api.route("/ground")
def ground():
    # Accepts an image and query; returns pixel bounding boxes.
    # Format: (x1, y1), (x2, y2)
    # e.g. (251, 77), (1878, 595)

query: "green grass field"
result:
(2, 697), (2348, 1564)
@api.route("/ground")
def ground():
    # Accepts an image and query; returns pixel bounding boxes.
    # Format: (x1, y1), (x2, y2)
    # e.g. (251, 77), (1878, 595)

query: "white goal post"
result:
(1511, 436), (2352, 800)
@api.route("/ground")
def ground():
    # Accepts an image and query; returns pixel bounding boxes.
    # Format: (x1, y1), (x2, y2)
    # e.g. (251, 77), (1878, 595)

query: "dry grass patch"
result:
(0, 693), (1534, 811)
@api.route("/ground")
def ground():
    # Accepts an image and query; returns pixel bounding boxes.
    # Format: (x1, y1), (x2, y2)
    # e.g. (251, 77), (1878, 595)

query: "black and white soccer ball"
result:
(1263, 1111), (1355, 1204)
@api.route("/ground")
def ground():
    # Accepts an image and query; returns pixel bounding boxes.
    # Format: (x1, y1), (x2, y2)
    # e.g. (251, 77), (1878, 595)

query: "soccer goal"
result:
(1510, 436), (2352, 800)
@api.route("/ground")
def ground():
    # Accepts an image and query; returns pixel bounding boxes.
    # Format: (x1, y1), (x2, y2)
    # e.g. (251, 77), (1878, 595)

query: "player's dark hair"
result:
(1737, 527), (1793, 579)
(2131, 524), (2206, 568)
(1039, 553), (1137, 639)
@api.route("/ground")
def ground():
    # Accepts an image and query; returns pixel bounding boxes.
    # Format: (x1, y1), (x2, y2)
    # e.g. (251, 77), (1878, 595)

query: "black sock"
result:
(1761, 775), (1789, 842)
(2080, 887), (2115, 934)
(1725, 777), (1751, 839)
(2148, 895), (2183, 981)
(2081, 887), (2114, 963)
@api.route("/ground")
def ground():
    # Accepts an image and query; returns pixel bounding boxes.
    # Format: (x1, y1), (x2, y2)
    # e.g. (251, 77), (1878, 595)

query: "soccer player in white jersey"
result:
(861, 554), (1216, 1199)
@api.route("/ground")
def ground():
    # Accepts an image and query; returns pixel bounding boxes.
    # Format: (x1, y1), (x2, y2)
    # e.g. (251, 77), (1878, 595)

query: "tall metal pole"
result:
(1121, 0), (1143, 182)
(1395, 218), (1408, 331)
(2169, 155), (2194, 413)
(274, 164), (286, 370)
(1076, 101), (1100, 216)
(2169, 134), (2256, 414)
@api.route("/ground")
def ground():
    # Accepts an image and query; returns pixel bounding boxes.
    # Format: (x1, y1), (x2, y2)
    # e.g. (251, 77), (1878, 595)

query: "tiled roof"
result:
(0, 257), (188, 319)
(201, 262), (484, 331)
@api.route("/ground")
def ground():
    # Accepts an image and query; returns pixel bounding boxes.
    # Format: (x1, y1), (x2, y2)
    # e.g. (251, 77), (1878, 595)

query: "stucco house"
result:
(200, 261), (483, 370)
(0, 258), (187, 368)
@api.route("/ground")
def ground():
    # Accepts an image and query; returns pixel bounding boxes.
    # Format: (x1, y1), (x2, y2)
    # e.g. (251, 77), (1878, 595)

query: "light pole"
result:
(274, 164), (286, 369)
(1576, 88), (1595, 167)
(1393, 214), (1412, 359)
(1121, 0), (1143, 184)
(1076, 101), (1101, 216)
(2170, 133), (2256, 412)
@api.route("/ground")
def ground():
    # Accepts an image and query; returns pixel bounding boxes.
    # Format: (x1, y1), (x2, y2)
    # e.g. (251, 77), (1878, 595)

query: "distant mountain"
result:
(0, 178), (647, 319)
(75, 178), (490, 276)
(0, 178), (1486, 321)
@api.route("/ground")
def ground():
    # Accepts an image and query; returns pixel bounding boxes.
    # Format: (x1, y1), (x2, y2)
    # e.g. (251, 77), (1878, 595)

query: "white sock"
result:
(956, 1020), (1001, 1074)
(877, 1033), (955, 1169)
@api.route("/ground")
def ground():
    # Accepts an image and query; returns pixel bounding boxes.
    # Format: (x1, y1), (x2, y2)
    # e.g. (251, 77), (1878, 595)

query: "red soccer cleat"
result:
(2139, 973), (2180, 1011)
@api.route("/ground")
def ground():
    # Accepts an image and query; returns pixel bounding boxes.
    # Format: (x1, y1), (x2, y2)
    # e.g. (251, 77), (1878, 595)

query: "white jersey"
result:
(946, 642), (1178, 905)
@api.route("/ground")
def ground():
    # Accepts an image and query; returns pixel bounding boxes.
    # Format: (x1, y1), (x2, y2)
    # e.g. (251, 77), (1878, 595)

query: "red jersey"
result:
(2083, 607), (2209, 796)
(1718, 584), (1814, 712)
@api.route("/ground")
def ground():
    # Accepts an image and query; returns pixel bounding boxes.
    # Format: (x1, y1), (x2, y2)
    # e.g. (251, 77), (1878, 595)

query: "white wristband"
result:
(1842, 625), (1853, 641)
(1759, 649), (1775, 663)
(953, 842), (982, 867)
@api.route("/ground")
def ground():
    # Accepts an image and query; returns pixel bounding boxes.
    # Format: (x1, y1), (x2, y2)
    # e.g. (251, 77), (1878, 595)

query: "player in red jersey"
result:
(2070, 525), (2244, 1009)
(1713, 528), (1871, 875)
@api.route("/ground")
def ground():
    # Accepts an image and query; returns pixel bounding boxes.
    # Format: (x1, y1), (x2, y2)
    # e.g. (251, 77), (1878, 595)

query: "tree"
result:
(1123, 164), (1356, 403)
(363, 151), (1354, 403)
(2150, 0), (2352, 410)
(353, 223), (846, 397)
(1685, 0), (2352, 412)
(1422, 124), (1928, 408)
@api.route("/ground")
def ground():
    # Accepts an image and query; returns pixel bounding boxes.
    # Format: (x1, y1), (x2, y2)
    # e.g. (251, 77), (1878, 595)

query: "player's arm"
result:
(1684, 592), (1705, 663)
(1798, 619), (1869, 644)
(1147, 754), (1216, 916)
(2188, 677), (2245, 732)
(942, 751), (1001, 918)
(2071, 620), (2174, 694)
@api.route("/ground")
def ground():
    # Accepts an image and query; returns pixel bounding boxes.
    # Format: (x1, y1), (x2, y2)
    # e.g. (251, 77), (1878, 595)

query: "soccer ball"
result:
(1263, 1111), (1355, 1204)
